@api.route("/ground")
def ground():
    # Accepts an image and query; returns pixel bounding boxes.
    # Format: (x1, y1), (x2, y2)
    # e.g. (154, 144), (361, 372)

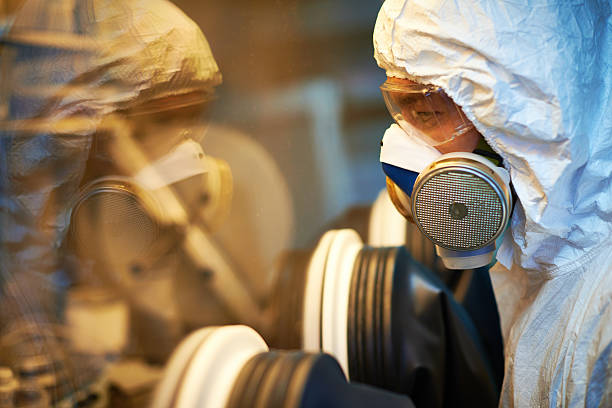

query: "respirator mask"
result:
(66, 111), (231, 287)
(379, 78), (513, 269)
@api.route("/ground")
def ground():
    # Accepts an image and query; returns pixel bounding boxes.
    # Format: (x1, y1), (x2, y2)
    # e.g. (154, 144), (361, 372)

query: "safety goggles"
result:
(380, 78), (477, 152)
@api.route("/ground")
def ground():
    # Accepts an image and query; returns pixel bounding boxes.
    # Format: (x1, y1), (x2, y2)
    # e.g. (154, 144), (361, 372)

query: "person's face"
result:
(384, 77), (482, 154)
(126, 96), (211, 163)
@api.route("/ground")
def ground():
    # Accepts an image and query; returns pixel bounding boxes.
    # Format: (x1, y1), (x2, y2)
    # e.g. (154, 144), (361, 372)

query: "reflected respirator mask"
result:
(379, 78), (513, 269)
(66, 114), (231, 286)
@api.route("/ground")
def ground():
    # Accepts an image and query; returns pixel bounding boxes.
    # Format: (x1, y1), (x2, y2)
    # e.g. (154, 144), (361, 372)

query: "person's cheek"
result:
(435, 127), (482, 153)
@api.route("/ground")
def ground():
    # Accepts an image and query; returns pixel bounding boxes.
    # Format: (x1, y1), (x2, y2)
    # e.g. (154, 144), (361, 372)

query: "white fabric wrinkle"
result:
(558, 269), (610, 405)
(566, 288), (609, 400)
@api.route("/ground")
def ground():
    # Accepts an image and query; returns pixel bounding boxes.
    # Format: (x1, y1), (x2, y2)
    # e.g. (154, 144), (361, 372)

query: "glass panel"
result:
(0, 1), (400, 406)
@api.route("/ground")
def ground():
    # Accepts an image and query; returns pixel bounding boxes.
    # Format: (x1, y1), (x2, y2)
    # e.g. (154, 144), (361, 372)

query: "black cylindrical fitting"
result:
(225, 351), (414, 408)
(266, 250), (311, 350)
(347, 246), (499, 408)
(268, 241), (501, 408)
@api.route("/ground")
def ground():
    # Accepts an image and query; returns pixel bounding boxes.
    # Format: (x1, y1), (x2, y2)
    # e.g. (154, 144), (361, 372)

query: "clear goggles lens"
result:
(380, 79), (476, 149)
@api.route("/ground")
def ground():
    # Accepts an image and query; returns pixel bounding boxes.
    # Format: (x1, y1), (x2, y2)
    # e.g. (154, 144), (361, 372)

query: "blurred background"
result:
(178, 0), (389, 243)
(173, 0), (392, 316)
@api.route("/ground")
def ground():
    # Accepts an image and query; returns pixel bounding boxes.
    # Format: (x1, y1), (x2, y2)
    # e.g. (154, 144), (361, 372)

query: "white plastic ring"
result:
(320, 229), (362, 378)
(152, 327), (213, 408)
(302, 230), (338, 351)
(368, 188), (407, 247)
(152, 325), (268, 408)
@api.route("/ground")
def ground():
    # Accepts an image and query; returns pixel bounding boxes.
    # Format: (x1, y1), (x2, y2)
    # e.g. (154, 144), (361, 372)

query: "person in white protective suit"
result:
(374, 0), (612, 406)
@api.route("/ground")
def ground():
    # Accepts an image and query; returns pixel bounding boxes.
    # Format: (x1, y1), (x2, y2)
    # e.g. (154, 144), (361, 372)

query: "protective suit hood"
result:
(2, 0), (222, 120)
(374, 0), (612, 277)
(374, 1), (612, 405)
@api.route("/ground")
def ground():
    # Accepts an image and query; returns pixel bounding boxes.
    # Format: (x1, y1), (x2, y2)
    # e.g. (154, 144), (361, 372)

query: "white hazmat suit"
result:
(374, 0), (612, 406)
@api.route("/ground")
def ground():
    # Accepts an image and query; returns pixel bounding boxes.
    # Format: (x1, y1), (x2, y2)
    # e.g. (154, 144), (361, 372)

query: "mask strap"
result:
(472, 138), (504, 167)
(473, 148), (503, 166)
